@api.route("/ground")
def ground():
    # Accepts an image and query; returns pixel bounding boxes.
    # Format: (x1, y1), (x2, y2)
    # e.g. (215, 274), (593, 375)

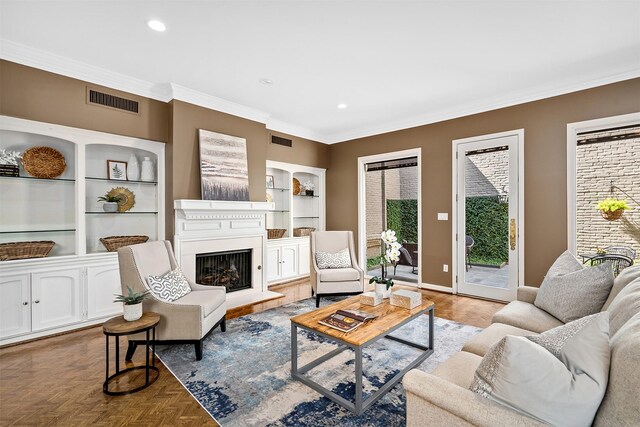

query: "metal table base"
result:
(291, 306), (434, 415)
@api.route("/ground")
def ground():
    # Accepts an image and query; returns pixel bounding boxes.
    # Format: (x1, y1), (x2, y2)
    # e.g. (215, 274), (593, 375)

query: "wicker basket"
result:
(267, 228), (286, 239)
(601, 209), (624, 221)
(293, 227), (315, 237)
(100, 235), (149, 252)
(0, 241), (55, 261)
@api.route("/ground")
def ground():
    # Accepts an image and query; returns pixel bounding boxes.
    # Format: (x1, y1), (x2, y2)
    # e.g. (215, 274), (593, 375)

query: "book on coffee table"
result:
(318, 309), (378, 333)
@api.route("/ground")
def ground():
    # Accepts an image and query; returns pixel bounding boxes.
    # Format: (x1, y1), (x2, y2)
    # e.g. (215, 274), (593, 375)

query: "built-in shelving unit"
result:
(265, 160), (325, 285)
(0, 115), (165, 345)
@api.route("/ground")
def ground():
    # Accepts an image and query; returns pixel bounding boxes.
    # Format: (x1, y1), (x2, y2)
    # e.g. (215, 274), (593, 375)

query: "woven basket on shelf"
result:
(0, 241), (55, 261)
(100, 235), (149, 252)
(22, 146), (66, 179)
(267, 228), (286, 239)
(293, 227), (315, 237)
(600, 209), (624, 221)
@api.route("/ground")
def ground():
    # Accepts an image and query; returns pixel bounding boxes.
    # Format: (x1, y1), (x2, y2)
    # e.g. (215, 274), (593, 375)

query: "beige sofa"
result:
(403, 265), (640, 426)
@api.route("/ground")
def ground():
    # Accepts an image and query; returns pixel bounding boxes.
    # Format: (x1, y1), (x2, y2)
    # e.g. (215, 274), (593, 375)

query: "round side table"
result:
(102, 312), (160, 395)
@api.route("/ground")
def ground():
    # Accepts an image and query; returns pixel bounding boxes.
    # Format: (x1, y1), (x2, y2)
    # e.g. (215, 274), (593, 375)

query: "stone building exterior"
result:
(365, 166), (418, 258)
(465, 150), (509, 197)
(576, 134), (640, 260)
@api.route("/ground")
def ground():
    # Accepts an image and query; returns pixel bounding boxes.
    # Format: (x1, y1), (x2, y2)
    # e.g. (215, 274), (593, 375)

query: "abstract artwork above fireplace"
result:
(198, 129), (249, 201)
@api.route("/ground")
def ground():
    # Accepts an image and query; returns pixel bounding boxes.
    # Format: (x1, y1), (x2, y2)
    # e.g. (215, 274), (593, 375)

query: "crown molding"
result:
(324, 67), (640, 144)
(0, 39), (325, 143)
(0, 39), (173, 101)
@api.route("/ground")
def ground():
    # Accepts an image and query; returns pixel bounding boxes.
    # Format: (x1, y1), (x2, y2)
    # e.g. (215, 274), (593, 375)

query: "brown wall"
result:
(327, 78), (640, 287)
(0, 60), (169, 142)
(0, 61), (329, 241)
(167, 100), (329, 237)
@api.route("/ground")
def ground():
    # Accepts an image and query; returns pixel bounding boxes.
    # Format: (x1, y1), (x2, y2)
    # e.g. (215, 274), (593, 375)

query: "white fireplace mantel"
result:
(173, 199), (282, 309)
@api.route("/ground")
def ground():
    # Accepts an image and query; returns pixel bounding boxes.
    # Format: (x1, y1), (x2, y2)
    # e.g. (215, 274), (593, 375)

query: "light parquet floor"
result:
(0, 279), (503, 426)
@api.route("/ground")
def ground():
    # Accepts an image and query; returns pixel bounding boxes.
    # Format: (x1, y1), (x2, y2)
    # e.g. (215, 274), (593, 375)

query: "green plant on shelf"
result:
(97, 194), (122, 203)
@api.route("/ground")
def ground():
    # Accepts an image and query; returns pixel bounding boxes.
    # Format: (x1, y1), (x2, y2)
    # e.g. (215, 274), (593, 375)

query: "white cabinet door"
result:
(0, 274), (31, 339)
(87, 264), (122, 320)
(298, 242), (310, 276)
(281, 244), (298, 279)
(266, 246), (281, 282)
(31, 268), (82, 331)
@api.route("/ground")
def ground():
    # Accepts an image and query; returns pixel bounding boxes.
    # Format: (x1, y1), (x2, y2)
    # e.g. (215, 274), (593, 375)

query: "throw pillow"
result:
(147, 267), (192, 302)
(470, 313), (610, 427)
(535, 251), (614, 322)
(316, 249), (352, 269)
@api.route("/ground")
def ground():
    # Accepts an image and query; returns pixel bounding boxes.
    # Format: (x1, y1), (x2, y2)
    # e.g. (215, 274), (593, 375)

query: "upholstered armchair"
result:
(117, 240), (227, 360)
(310, 231), (364, 307)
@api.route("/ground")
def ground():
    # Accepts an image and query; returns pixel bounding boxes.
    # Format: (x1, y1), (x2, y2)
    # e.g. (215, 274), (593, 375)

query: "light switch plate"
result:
(437, 213), (448, 221)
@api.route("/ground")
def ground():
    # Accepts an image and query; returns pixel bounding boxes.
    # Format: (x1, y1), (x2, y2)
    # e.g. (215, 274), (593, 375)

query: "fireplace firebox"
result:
(195, 249), (252, 293)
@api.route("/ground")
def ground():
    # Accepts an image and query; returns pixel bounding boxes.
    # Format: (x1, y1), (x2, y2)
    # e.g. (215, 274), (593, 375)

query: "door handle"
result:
(509, 218), (516, 250)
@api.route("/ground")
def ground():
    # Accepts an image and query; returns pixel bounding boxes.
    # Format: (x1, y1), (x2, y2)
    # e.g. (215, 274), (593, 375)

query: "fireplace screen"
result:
(195, 249), (252, 293)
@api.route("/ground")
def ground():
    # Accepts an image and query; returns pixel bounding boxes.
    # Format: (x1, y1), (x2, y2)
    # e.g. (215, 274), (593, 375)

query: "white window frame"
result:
(566, 112), (640, 254)
(357, 148), (422, 287)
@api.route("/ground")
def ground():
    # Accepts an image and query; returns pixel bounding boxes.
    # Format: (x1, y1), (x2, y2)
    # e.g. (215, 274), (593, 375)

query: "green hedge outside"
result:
(386, 199), (418, 244)
(465, 196), (509, 266)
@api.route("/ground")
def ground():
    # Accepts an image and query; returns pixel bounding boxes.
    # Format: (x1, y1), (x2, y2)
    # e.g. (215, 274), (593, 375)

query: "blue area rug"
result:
(156, 297), (482, 426)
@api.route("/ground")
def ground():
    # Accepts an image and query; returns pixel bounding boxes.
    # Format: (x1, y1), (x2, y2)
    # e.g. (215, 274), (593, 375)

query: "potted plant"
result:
(369, 229), (402, 298)
(114, 286), (150, 321)
(302, 180), (315, 196)
(596, 197), (631, 221)
(98, 193), (122, 212)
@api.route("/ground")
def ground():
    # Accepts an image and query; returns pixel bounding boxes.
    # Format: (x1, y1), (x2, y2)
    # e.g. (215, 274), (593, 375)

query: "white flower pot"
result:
(103, 202), (118, 213)
(375, 282), (391, 299)
(123, 303), (143, 321)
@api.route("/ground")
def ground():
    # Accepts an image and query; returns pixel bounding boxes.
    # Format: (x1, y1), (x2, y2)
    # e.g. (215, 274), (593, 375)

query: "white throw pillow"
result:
(470, 312), (610, 427)
(147, 267), (192, 302)
(535, 250), (614, 322)
(316, 249), (352, 269)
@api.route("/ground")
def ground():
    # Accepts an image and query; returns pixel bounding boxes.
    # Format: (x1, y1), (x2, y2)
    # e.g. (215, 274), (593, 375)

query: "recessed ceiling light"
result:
(259, 78), (274, 85)
(147, 20), (166, 32)
(337, 103), (348, 109)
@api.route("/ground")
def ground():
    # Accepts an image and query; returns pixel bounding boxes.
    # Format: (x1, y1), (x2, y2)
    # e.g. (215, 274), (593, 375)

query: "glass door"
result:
(456, 133), (521, 301)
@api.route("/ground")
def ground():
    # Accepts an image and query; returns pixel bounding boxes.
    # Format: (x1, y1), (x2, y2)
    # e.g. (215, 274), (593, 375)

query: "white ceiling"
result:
(1, 1), (639, 144)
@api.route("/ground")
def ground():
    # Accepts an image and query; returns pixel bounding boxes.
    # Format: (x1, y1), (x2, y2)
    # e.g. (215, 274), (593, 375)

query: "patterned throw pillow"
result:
(470, 313), (610, 426)
(147, 268), (192, 302)
(316, 249), (352, 269)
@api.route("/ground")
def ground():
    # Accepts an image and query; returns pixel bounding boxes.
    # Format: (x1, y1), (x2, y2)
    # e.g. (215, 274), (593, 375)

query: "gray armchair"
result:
(310, 231), (364, 307)
(117, 240), (227, 360)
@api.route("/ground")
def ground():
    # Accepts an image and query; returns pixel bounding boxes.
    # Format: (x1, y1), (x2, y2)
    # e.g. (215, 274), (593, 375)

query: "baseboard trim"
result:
(419, 283), (455, 294)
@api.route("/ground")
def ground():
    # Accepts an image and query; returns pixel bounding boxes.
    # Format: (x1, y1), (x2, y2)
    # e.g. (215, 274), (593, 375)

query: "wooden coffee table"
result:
(290, 295), (434, 415)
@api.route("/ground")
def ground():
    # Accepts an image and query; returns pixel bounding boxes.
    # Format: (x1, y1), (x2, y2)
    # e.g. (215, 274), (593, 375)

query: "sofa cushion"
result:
(535, 254), (613, 323)
(146, 267), (192, 302)
(605, 278), (640, 338)
(602, 264), (640, 311)
(492, 301), (563, 333)
(462, 323), (534, 357)
(594, 313), (640, 426)
(318, 267), (360, 282)
(174, 289), (226, 317)
(470, 313), (610, 427)
(432, 351), (483, 388)
(316, 248), (352, 269)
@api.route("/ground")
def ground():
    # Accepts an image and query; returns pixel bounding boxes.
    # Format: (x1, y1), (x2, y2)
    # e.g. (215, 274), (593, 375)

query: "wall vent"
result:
(87, 88), (139, 114)
(271, 135), (293, 147)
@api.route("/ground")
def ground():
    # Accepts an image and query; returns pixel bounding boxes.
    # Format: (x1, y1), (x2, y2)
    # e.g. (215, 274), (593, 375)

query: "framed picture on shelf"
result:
(266, 175), (274, 189)
(107, 160), (127, 181)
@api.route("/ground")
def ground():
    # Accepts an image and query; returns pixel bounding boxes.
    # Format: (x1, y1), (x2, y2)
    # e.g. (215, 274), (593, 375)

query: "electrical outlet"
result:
(443, 264), (449, 272)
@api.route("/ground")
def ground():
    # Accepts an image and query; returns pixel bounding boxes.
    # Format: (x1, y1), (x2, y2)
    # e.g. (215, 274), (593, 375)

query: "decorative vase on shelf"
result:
(103, 202), (118, 213)
(123, 303), (142, 321)
(127, 154), (140, 181)
(140, 157), (155, 182)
